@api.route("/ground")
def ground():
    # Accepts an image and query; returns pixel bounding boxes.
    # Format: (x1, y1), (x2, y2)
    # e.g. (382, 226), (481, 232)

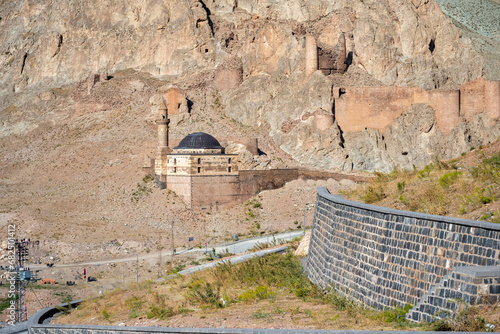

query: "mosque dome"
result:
(173, 132), (224, 150)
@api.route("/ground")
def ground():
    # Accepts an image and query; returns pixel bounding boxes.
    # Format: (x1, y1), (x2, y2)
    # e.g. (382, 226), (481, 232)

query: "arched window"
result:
(197, 167), (201, 173)
(228, 158), (231, 164)
(173, 167), (177, 173)
(173, 158), (177, 165)
(228, 166), (232, 173)
(197, 158), (201, 164)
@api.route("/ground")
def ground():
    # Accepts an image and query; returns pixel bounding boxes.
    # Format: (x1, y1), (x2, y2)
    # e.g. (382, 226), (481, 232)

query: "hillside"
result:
(52, 251), (500, 331)
(1, 0), (499, 175)
(436, 0), (500, 80)
(7, 143), (499, 330)
(0, 0), (499, 323)
(342, 140), (500, 224)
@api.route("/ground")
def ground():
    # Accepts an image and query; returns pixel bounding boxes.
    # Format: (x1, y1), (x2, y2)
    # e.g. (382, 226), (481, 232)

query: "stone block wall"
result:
(165, 175), (192, 204)
(461, 78), (500, 121)
(306, 187), (500, 318)
(190, 175), (242, 210)
(407, 266), (500, 322)
(26, 324), (489, 334)
(167, 154), (238, 176)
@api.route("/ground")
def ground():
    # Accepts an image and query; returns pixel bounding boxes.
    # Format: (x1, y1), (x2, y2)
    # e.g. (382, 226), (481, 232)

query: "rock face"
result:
(0, 0), (499, 173)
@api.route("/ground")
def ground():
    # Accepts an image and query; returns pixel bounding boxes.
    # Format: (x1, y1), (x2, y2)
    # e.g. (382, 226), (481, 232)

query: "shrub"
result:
(376, 303), (413, 323)
(186, 281), (223, 308)
(125, 296), (145, 312)
(131, 183), (152, 202)
(214, 253), (309, 292)
(216, 248), (234, 258)
(239, 285), (275, 302)
(417, 163), (434, 178)
(439, 171), (462, 188)
(425, 304), (488, 332)
(251, 310), (271, 319)
(146, 305), (174, 320)
(101, 309), (111, 321)
(481, 196), (493, 204)
(142, 174), (153, 183)
(484, 153), (500, 169)
(362, 185), (385, 204)
(397, 181), (406, 193)
(324, 288), (358, 311)
(461, 188), (492, 213)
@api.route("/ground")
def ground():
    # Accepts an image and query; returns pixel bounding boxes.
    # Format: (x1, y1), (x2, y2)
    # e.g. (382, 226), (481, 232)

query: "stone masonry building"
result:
(146, 99), (368, 210)
(152, 100), (241, 210)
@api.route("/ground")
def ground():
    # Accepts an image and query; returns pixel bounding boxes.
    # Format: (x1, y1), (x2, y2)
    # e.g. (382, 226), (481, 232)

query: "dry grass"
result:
(341, 142), (500, 223)
(55, 252), (420, 330)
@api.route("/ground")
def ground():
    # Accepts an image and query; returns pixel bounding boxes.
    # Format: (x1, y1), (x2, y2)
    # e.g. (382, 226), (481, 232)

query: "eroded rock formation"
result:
(1, 0), (499, 173)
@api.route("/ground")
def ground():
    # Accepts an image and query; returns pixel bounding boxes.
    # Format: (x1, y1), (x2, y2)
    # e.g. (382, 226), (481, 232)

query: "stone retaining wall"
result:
(26, 324), (498, 334)
(306, 187), (500, 320)
(407, 266), (500, 322)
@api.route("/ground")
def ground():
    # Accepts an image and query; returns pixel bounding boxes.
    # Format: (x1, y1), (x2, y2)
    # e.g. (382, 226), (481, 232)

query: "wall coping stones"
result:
(453, 266), (500, 277)
(26, 324), (494, 334)
(317, 187), (500, 232)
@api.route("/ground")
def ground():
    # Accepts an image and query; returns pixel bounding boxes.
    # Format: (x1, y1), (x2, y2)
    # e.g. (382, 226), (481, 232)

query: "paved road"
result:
(29, 230), (306, 269)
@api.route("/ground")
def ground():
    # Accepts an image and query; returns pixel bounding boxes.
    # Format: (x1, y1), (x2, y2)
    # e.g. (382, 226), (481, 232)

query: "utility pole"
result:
(266, 214), (269, 243)
(12, 239), (38, 323)
(124, 250), (139, 283)
(171, 220), (175, 261)
(135, 253), (138, 283)
(303, 207), (307, 235)
(203, 213), (207, 254)
(157, 233), (162, 279)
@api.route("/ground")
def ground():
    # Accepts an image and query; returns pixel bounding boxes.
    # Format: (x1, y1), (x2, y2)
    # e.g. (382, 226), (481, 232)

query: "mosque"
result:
(146, 97), (359, 210)
(152, 100), (246, 210)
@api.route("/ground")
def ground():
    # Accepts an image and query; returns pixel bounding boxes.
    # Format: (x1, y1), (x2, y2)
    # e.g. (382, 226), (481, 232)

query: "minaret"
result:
(154, 99), (171, 189)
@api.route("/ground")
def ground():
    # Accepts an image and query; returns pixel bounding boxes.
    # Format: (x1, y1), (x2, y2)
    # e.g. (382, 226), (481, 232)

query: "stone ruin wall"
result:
(334, 78), (500, 135)
(163, 169), (370, 211)
(461, 78), (500, 121)
(307, 188), (500, 321)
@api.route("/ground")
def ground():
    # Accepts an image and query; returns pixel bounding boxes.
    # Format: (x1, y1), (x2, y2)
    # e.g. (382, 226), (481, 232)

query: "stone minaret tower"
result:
(154, 99), (171, 189)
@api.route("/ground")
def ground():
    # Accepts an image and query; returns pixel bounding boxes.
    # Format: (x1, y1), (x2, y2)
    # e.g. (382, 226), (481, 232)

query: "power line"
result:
(28, 283), (46, 310)
(13, 239), (39, 323)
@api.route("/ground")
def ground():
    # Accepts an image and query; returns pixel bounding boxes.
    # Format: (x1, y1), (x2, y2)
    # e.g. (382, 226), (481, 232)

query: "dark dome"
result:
(174, 132), (223, 150)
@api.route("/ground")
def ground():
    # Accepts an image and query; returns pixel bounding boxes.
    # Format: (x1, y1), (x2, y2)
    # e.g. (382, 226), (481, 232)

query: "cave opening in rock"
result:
(429, 39), (435, 53)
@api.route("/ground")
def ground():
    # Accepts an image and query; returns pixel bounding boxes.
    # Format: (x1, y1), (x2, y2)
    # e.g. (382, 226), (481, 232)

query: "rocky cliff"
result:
(1, 0), (499, 174)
